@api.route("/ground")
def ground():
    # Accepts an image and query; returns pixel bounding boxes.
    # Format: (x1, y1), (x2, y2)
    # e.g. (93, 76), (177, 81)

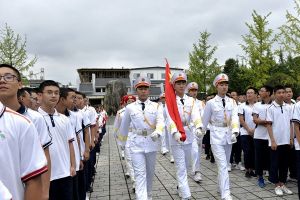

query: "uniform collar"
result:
(272, 100), (286, 107)
(215, 95), (227, 102)
(176, 94), (187, 100)
(261, 99), (272, 104)
(136, 98), (150, 105)
(16, 104), (27, 114)
(0, 102), (5, 118)
(38, 107), (59, 116)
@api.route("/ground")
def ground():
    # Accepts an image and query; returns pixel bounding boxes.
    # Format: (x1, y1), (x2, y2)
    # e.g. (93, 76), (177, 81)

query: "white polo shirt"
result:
(38, 107), (74, 181)
(0, 180), (12, 200)
(0, 102), (47, 200)
(67, 110), (81, 171)
(17, 105), (52, 149)
(238, 102), (256, 136)
(252, 101), (272, 140)
(266, 101), (293, 146)
(291, 102), (300, 150)
(74, 109), (90, 157)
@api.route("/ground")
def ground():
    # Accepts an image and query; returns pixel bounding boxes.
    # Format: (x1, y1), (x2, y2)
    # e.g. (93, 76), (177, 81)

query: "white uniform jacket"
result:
(166, 94), (202, 145)
(202, 95), (239, 145)
(119, 99), (165, 153)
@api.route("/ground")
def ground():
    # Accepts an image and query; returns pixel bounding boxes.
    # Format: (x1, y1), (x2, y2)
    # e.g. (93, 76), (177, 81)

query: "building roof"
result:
(130, 66), (184, 70)
(77, 66), (184, 71)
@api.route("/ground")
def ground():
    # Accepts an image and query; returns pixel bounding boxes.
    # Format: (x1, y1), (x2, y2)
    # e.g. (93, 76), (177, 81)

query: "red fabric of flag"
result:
(164, 59), (186, 141)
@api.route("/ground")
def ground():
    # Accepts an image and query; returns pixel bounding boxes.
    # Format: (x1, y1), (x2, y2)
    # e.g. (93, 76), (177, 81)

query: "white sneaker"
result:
(125, 172), (130, 179)
(281, 185), (293, 194)
(264, 170), (269, 177)
(193, 172), (202, 182)
(170, 155), (174, 163)
(227, 164), (232, 172)
(222, 195), (233, 200)
(177, 186), (182, 197)
(237, 162), (245, 171)
(121, 150), (125, 160)
(274, 186), (283, 196)
(161, 148), (169, 155)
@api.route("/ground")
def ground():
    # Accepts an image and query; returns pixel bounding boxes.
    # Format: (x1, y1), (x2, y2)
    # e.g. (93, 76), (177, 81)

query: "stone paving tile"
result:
(90, 122), (299, 200)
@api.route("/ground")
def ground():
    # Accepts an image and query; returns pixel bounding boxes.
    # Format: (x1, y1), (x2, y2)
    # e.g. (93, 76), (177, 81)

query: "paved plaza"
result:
(90, 121), (298, 200)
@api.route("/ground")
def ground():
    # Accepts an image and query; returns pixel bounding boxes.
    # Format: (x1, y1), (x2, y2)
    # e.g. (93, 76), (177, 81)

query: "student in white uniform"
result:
(202, 73), (239, 200)
(114, 94), (136, 190)
(0, 180), (12, 200)
(0, 100), (47, 200)
(239, 87), (257, 178)
(266, 85), (293, 196)
(0, 64), (52, 199)
(291, 101), (300, 199)
(252, 85), (273, 188)
(119, 76), (164, 200)
(56, 88), (82, 200)
(166, 73), (203, 200)
(38, 80), (76, 200)
(186, 82), (205, 182)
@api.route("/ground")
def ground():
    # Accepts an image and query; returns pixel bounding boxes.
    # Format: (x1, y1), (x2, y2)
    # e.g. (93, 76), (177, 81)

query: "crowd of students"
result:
(0, 64), (108, 200)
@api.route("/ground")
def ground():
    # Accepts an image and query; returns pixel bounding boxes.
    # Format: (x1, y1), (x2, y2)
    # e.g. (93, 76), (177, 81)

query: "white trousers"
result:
(131, 151), (157, 200)
(211, 144), (232, 199)
(191, 136), (203, 174)
(125, 145), (135, 182)
(160, 129), (169, 153)
(172, 143), (192, 199)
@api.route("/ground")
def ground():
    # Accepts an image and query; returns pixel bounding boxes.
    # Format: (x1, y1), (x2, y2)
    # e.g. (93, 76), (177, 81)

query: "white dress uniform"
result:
(202, 74), (239, 200)
(186, 82), (205, 180)
(166, 73), (202, 199)
(158, 93), (170, 155)
(119, 77), (164, 200)
(114, 106), (135, 184)
(0, 102), (48, 200)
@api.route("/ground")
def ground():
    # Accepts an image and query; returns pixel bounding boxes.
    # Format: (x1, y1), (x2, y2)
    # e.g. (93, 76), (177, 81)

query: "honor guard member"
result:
(119, 76), (164, 200)
(202, 73), (239, 200)
(186, 82), (205, 182)
(291, 100), (300, 199)
(158, 92), (170, 155)
(166, 73), (203, 200)
(0, 100), (48, 200)
(114, 95), (137, 191)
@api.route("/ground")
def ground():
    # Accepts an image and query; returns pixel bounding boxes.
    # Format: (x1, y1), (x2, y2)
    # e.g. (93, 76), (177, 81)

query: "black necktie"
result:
(180, 99), (184, 105)
(141, 102), (145, 111)
(222, 99), (226, 108)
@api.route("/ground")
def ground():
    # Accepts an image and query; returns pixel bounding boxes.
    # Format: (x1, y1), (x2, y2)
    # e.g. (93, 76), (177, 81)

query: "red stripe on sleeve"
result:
(21, 166), (48, 182)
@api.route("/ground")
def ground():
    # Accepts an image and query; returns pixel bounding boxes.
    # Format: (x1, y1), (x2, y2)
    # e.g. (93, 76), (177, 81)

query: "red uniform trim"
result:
(5, 109), (31, 123)
(21, 166), (48, 182)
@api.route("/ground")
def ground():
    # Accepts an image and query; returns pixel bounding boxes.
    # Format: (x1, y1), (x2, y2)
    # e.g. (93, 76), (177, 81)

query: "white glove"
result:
(231, 132), (238, 144)
(173, 132), (182, 143)
(150, 131), (160, 142)
(195, 128), (205, 137)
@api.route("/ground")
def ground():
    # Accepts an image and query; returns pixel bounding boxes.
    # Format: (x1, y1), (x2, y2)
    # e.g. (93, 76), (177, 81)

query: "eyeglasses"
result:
(0, 74), (19, 82)
(43, 90), (60, 96)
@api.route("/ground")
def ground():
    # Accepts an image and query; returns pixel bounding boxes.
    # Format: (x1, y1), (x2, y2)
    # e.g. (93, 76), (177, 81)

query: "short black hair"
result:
(261, 85), (273, 96)
(273, 85), (285, 93)
(60, 87), (75, 99)
(0, 63), (21, 81)
(38, 80), (60, 92)
(75, 91), (84, 97)
(82, 93), (86, 98)
(246, 87), (258, 94)
(22, 87), (34, 95)
(17, 88), (30, 99)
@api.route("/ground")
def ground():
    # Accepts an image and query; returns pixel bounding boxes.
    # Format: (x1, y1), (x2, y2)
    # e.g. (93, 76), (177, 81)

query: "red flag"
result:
(164, 59), (186, 141)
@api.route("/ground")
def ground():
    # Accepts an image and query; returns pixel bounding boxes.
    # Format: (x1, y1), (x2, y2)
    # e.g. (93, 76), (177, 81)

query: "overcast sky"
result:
(0, 0), (295, 85)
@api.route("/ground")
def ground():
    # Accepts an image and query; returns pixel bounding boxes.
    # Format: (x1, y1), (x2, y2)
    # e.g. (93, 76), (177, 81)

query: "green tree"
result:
(0, 24), (37, 75)
(240, 10), (277, 88)
(279, 0), (300, 57)
(187, 30), (220, 94)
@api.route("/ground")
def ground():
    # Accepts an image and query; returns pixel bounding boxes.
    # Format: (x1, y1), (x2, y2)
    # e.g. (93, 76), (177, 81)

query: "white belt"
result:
(133, 129), (154, 136)
(211, 122), (228, 127)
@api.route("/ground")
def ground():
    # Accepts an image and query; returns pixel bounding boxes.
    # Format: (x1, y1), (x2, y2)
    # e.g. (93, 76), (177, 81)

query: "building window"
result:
(96, 88), (101, 92)
(102, 88), (106, 93)
(133, 73), (140, 79)
(161, 73), (165, 79)
(147, 73), (154, 79)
